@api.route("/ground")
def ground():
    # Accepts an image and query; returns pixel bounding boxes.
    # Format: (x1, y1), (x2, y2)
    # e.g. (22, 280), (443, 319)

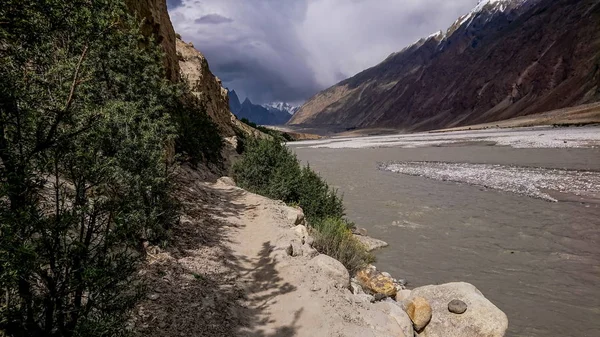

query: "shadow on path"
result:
(134, 166), (300, 337)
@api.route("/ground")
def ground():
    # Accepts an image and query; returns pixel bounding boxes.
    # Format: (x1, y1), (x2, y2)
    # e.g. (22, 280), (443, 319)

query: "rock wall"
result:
(125, 0), (179, 82)
(176, 39), (237, 136)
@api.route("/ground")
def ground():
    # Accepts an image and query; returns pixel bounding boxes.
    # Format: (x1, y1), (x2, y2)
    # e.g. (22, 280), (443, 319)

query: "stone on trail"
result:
(308, 254), (350, 288)
(402, 296), (432, 331)
(407, 282), (508, 337)
(216, 176), (236, 186)
(356, 266), (398, 297)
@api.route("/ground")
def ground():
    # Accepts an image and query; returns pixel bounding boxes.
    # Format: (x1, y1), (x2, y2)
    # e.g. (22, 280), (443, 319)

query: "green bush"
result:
(232, 138), (372, 272)
(0, 0), (200, 335)
(312, 218), (375, 274)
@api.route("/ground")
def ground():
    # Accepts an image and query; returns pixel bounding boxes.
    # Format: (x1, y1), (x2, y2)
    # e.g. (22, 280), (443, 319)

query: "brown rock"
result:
(404, 296), (432, 331)
(356, 267), (397, 297)
(176, 39), (236, 137)
(125, 0), (179, 82)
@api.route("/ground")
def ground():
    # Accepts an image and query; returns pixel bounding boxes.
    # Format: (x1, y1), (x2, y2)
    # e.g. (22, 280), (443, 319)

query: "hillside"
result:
(288, 0), (600, 131)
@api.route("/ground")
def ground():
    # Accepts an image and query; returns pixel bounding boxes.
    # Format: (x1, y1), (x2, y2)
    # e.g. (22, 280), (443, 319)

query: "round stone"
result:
(448, 299), (468, 314)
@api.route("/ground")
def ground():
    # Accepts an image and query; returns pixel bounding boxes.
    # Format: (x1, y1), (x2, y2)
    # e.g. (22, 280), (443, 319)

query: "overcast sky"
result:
(168, 0), (479, 104)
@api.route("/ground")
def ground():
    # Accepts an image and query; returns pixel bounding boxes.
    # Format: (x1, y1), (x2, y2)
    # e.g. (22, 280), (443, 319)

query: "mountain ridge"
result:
(288, 0), (600, 131)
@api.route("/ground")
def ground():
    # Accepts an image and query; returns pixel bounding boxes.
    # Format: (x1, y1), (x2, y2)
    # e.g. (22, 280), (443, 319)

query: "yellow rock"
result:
(405, 296), (432, 331)
(356, 268), (397, 297)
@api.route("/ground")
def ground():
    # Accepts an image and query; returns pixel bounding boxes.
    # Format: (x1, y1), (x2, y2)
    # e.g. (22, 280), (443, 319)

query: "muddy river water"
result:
(289, 127), (600, 337)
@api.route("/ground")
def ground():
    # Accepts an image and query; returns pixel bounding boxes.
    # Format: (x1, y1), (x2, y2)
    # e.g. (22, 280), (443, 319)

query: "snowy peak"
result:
(262, 102), (299, 115)
(451, 0), (529, 32)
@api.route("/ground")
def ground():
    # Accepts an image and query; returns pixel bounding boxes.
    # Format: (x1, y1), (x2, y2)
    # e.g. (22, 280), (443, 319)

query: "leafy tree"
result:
(0, 0), (187, 335)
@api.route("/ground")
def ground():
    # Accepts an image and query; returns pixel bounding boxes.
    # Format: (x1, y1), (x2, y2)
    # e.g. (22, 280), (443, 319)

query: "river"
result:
(288, 126), (600, 337)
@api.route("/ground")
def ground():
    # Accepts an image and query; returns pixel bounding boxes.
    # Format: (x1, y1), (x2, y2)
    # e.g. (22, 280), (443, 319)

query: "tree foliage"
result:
(0, 0), (201, 335)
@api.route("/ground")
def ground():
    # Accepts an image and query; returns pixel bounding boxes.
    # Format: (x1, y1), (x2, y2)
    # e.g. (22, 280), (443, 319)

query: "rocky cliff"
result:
(176, 39), (237, 136)
(125, 0), (179, 82)
(126, 0), (239, 137)
(289, 0), (600, 131)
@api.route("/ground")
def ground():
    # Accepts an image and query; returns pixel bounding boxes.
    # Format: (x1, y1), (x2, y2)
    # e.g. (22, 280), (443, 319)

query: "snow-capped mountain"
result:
(262, 102), (299, 115)
(290, 0), (600, 130)
(228, 90), (293, 125)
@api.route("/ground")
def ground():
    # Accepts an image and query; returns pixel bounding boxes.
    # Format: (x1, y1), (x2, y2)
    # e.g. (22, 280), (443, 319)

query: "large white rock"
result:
(407, 282), (508, 337)
(374, 301), (413, 337)
(308, 255), (349, 289)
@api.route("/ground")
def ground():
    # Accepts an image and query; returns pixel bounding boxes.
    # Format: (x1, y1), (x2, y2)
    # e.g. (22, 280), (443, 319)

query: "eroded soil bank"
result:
(290, 142), (600, 337)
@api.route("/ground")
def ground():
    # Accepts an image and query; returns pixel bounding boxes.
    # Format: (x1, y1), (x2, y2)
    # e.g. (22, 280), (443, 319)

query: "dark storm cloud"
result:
(194, 14), (233, 25)
(169, 0), (480, 104)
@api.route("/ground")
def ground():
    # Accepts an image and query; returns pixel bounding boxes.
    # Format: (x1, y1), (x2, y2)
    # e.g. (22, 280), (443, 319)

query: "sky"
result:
(167, 0), (480, 105)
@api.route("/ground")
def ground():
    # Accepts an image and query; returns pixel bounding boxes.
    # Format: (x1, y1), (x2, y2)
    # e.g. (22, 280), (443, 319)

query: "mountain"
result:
(288, 0), (600, 131)
(263, 102), (299, 115)
(228, 92), (294, 125)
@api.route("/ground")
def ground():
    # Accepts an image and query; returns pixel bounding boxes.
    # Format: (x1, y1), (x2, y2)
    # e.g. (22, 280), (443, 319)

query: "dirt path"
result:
(133, 167), (409, 337)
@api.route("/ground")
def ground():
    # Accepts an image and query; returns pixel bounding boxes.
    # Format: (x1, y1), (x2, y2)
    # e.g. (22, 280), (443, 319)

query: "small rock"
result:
(395, 289), (412, 302)
(305, 235), (315, 247)
(373, 293), (387, 302)
(352, 227), (368, 236)
(302, 243), (319, 258)
(354, 293), (375, 304)
(381, 272), (392, 278)
(293, 225), (308, 240)
(217, 176), (236, 186)
(353, 234), (389, 251)
(350, 281), (365, 295)
(448, 299), (467, 314)
(404, 296), (432, 331)
(287, 239), (303, 257)
(147, 293), (160, 301)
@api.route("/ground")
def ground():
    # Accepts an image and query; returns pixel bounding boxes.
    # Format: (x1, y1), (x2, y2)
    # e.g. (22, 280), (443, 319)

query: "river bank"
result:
(133, 166), (507, 336)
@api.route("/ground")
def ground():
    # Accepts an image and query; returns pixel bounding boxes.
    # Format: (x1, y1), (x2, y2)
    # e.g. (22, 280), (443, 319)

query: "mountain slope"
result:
(288, 0), (600, 131)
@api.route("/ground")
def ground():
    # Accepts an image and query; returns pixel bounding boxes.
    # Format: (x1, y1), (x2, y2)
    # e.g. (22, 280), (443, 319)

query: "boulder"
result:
(403, 296), (432, 331)
(356, 267), (397, 297)
(308, 255), (349, 288)
(216, 176), (236, 186)
(350, 280), (365, 295)
(353, 234), (389, 251)
(407, 282), (508, 337)
(374, 301), (413, 337)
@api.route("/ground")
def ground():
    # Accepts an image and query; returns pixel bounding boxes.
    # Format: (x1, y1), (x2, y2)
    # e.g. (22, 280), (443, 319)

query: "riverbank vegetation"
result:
(232, 138), (373, 273)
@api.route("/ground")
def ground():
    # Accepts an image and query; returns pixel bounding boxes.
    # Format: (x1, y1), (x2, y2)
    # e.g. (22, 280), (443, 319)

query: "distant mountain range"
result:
(228, 90), (297, 125)
(289, 0), (600, 131)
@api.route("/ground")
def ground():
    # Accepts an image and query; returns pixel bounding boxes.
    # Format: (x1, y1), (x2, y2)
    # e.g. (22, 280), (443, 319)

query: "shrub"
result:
(0, 0), (189, 335)
(312, 218), (374, 275)
(232, 138), (373, 272)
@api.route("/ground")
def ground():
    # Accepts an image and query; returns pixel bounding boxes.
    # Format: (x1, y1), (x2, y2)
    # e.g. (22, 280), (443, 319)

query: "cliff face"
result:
(176, 39), (237, 136)
(125, 0), (179, 82)
(289, 0), (600, 131)
(125, 0), (239, 137)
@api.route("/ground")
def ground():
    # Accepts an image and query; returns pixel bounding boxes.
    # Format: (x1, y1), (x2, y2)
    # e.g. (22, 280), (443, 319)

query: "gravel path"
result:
(380, 161), (600, 202)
